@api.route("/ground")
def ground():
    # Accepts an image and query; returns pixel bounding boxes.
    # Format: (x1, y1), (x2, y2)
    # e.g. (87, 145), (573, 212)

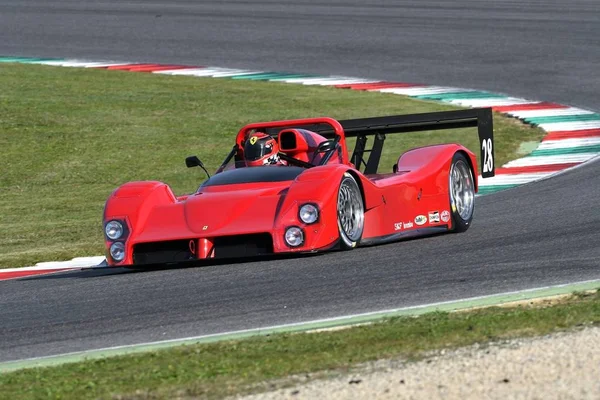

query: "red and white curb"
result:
(2, 56), (599, 275)
(4, 56), (594, 195)
(0, 257), (106, 281)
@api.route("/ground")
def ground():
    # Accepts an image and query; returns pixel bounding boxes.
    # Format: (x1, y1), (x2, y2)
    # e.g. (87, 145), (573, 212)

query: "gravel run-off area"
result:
(239, 326), (600, 400)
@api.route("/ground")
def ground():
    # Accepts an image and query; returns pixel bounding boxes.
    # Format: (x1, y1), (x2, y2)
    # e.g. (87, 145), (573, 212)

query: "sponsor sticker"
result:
(428, 211), (440, 223)
(414, 215), (427, 226)
(395, 221), (416, 230)
(441, 210), (450, 223)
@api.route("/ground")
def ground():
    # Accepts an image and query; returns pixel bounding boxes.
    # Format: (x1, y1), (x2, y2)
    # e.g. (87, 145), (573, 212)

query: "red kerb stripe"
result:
(492, 102), (568, 112)
(335, 82), (424, 90)
(495, 163), (580, 174)
(0, 268), (75, 281)
(543, 129), (600, 141)
(127, 65), (197, 72)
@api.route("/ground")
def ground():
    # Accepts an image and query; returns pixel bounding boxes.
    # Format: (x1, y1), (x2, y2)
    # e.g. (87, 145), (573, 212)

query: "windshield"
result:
(201, 166), (305, 187)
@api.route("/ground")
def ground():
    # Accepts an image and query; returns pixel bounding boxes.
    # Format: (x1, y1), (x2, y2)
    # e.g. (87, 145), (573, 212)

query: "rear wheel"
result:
(449, 153), (475, 232)
(337, 173), (364, 249)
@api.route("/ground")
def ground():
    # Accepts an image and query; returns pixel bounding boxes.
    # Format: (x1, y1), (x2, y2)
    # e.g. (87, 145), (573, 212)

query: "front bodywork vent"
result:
(133, 240), (194, 265)
(213, 233), (273, 259)
(132, 233), (274, 265)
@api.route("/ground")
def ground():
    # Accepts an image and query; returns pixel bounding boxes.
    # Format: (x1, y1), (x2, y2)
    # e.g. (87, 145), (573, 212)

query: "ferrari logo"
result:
(250, 136), (258, 145)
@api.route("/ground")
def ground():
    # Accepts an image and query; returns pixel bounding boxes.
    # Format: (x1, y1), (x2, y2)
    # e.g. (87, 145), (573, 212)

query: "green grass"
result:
(0, 64), (545, 268)
(1, 291), (599, 400)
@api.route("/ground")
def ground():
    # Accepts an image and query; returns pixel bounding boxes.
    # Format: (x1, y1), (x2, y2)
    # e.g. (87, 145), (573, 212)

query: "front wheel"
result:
(449, 153), (475, 233)
(337, 173), (364, 249)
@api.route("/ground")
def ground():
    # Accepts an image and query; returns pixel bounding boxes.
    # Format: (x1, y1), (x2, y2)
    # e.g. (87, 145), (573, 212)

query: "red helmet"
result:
(244, 132), (282, 167)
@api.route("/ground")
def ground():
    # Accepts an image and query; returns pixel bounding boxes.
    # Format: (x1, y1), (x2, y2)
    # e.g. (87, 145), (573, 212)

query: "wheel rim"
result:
(450, 160), (474, 221)
(337, 177), (364, 242)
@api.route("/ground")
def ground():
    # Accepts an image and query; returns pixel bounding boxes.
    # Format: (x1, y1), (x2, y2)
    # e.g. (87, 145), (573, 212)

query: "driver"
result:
(243, 132), (286, 166)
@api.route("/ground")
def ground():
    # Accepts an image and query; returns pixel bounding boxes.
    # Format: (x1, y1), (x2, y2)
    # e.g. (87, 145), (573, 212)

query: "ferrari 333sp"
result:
(103, 108), (495, 267)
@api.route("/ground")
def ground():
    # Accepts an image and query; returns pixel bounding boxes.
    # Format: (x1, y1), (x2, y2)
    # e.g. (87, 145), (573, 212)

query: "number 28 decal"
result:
(482, 138), (494, 174)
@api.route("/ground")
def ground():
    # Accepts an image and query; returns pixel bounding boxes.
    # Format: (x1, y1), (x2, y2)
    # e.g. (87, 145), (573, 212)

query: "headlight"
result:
(109, 242), (126, 262)
(299, 204), (319, 224)
(284, 226), (304, 247)
(105, 220), (124, 240)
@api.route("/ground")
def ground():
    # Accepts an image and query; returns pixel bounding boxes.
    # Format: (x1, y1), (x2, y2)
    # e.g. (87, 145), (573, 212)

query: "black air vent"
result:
(133, 240), (194, 265)
(213, 233), (273, 258)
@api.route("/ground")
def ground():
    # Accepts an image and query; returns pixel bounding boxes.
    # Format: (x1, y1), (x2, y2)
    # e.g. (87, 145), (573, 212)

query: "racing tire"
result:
(448, 152), (475, 233)
(337, 173), (365, 249)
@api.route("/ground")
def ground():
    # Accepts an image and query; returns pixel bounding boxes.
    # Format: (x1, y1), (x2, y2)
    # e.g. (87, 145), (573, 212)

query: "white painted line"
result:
(507, 107), (595, 119)
(6, 278), (599, 369)
(538, 121), (600, 131)
(502, 153), (600, 167)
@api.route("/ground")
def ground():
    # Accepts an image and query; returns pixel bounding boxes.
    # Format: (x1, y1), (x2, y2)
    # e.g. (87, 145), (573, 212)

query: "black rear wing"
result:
(262, 108), (495, 177)
(339, 108), (494, 177)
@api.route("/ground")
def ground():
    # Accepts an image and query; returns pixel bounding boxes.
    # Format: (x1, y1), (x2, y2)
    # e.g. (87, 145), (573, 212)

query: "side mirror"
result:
(185, 156), (204, 168)
(185, 155), (210, 178)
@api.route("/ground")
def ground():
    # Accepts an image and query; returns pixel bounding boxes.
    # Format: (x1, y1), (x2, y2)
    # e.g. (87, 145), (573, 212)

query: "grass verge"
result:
(0, 63), (545, 268)
(1, 290), (599, 399)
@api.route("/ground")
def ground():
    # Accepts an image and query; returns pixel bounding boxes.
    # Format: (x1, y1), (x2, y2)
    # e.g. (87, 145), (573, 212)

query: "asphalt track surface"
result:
(0, 1), (599, 362)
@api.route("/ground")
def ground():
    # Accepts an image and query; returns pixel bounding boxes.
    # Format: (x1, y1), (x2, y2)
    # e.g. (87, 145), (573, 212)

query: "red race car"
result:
(103, 108), (494, 267)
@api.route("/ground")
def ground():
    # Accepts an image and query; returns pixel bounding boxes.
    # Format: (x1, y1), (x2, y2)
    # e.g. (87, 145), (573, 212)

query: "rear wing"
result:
(313, 108), (495, 177)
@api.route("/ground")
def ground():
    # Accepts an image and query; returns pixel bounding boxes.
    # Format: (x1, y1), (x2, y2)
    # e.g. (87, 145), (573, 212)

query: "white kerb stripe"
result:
(153, 68), (246, 76)
(154, 68), (211, 75)
(149, 67), (201, 74)
(279, 75), (361, 84)
(208, 71), (267, 77)
(502, 153), (599, 167)
(307, 78), (383, 86)
(375, 86), (469, 96)
(447, 98), (535, 107)
(0, 256), (106, 273)
(33, 60), (126, 68)
(537, 121), (600, 131)
(81, 62), (135, 68)
(281, 76), (362, 84)
(537, 137), (600, 150)
(507, 107), (595, 119)
(477, 172), (553, 186)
